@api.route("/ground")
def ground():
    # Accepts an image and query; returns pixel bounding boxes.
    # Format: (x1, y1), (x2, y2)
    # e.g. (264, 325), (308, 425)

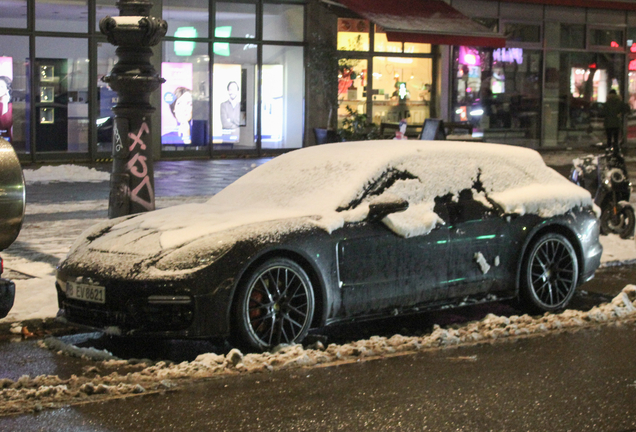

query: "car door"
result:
(396, 223), (450, 306)
(445, 189), (509, 299)
(337, 223), (401, 316)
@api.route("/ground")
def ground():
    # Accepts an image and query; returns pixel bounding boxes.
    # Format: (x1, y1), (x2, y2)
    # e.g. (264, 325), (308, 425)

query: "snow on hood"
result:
(83, 140), (593, 254)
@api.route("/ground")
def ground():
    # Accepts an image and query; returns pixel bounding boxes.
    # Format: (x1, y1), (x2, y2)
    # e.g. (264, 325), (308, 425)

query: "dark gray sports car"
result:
(56, 141), (602, 351)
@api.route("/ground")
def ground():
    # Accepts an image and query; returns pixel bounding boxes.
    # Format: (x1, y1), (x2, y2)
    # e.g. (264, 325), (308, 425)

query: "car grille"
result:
(60, 284), (195, 332)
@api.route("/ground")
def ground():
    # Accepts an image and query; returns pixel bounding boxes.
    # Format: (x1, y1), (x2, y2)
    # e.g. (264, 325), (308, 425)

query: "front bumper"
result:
(0, 278), (15, 319)
(55, 277), (234, 339)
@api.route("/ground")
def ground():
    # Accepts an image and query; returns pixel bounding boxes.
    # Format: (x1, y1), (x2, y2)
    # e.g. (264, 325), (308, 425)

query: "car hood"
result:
(60, 202), (342, 280)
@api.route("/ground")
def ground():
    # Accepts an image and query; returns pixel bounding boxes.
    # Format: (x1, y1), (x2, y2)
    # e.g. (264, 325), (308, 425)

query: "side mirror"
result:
(368, 197), (409, 222)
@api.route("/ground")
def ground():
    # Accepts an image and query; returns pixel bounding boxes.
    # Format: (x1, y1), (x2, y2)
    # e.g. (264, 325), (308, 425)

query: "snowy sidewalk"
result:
(2, 162), (636, 327)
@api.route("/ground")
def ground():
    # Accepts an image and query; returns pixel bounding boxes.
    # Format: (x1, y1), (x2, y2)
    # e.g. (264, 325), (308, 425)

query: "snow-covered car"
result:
(56, 141), (602, 351)
(0, 138), (26, 318)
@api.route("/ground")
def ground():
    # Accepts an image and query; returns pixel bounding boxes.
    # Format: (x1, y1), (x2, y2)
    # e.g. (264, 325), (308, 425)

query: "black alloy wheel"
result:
(234, 258), (315, 351)
(521, 233), (579, 313)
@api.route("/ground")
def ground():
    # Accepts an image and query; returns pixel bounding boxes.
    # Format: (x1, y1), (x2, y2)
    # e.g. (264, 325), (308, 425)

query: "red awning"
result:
(337, 0), (507, 48)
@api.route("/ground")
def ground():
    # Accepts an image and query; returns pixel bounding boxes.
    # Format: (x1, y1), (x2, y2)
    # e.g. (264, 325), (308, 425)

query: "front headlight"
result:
(154, 240), (234, 271)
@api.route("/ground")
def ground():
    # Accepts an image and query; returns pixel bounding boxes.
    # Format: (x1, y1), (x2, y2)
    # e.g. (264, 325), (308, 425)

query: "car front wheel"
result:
(521, 233), (579, 313)
(234, 258), (315, 352)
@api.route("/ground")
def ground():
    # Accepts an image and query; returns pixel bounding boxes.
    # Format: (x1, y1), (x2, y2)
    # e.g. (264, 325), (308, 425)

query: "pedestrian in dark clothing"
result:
(602, 89), (630, 150)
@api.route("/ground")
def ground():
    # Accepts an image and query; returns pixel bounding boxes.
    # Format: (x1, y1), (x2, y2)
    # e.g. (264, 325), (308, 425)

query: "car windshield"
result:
(208, 142), (397, 213)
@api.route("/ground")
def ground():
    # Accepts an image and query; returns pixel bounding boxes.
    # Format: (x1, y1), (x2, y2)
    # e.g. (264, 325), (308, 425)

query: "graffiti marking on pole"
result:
(126, 121), (154, 211)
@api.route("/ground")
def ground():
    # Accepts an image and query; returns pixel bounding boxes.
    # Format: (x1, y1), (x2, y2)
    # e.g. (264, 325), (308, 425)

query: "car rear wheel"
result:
(521, 233), (579, 313)
(234, 258), (315, 352)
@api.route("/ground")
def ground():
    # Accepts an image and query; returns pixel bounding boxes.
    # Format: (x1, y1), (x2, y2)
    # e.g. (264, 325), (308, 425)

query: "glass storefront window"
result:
(215, 2), (256, 39)
(504, 23), (541, 44)
(164, 0), (209, 38)
(337, 19), (369, 51)
(96, 42), (117, 154)
(0, 36), (29, 153)
(36, 0), (88, 33)
(261, 45), (304, 149)
(374, 26), (402, 53)
(371, 57), (432, 127)
(545, 23), (585, 49)
(628, 27), (636, 52)
(213, 43), (256, 150)
(95, 0), (117, 31)
(161, 41), (210, 149)
(627, 57), (636, 146)
(95, 0), (118, 31)
(338, 59), (367, 127)
(404, 43), (431, 54)
(263, 4), (304, 42)
(0, 0), (27, 28)
(452, 46), (542, 147)
(543, 51), (624, 147)
(590, 28), (624, 49)
(35, 37), (89, 153)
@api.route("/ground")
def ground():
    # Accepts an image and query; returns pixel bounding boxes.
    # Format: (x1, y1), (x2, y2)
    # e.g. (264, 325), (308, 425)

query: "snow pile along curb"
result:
(2, 286), (635, 416)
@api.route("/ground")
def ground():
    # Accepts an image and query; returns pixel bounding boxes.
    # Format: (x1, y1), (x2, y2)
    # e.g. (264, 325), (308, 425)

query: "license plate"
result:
(66, 282), (106, 304)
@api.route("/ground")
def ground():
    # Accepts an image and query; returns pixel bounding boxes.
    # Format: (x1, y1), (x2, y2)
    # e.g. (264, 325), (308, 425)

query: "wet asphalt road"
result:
(2, 321), (636, 431)
(0, 264), (634, 431)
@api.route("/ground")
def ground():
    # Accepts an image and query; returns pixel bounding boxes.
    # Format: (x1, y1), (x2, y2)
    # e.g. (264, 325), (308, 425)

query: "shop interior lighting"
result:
(174, 27), (197, 56)
(213, 26), (232, 57)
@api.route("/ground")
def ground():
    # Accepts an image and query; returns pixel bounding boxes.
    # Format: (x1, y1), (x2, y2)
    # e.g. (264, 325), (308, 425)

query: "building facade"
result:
(1, 0), (636, 164)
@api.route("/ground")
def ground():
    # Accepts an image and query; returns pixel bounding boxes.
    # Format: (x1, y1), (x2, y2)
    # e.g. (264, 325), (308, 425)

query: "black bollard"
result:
(99, 0), (167, 218)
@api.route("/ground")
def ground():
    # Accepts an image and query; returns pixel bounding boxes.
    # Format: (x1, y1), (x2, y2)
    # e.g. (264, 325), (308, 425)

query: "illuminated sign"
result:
(174, 27), (197, 56)
(493, 48), (523, 64)
(213, 26), (232, 57)
(459, 46), (480, 66)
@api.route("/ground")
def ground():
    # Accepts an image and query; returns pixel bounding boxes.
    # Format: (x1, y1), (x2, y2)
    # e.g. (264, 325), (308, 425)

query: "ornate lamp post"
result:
(99, 0), (167, 218)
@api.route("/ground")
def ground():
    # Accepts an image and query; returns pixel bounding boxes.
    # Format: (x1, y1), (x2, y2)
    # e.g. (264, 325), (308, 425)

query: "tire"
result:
(520, 233), (579, 313)
(600, 204), (635, 239)
(233, 258), (315, 352)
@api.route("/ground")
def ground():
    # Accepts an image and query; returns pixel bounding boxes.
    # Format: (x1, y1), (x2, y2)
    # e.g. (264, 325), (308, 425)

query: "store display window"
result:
(337, 19), (369, 52)
(374, 26), (402, 53)
(95, 0), (118, 31)
(263, 4), (304, 42)
(0, 36), (29, 153)
(337, 59), (368, 127)
(452, 46), (542, 146)
(213, 44), (256, 150)
(0, 0), (27, 28)
(261, 45), (304, 149)
(36, 0), (88, 33)
(216, 2), (256, 40)
(543, 51), (624, 147)
(35, 37), (89, 153)
(590, 28), (624, 50)
(371, 57), (432, 128)
(164, 0), (209, 38)
(96, 41), (117, 154)
(161, 41), (210, 150)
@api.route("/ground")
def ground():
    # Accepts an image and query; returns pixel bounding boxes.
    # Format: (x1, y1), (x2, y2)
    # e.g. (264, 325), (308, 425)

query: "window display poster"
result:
(161, 62), (193, 145)
(0, 56), (13, 142)
(212, 64), (242, 142)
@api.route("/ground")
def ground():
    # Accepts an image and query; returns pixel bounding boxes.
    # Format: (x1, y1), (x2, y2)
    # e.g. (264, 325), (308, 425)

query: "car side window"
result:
(435, 189), (496, 225)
